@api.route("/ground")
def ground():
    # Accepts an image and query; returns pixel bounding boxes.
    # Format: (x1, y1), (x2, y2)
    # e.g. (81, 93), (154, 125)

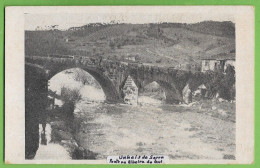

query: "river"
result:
(34, 99), (235, 160)
(72, 102), (235, 160)
(33, 69), (235, 160)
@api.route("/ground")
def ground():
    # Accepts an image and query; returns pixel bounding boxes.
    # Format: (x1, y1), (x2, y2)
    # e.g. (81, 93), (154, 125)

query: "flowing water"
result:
(72, 102), (235, 160)
(33, 70), (235, 160)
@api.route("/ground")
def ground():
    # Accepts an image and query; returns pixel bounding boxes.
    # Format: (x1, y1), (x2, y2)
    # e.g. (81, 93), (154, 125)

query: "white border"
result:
(5, 6), (254, 164)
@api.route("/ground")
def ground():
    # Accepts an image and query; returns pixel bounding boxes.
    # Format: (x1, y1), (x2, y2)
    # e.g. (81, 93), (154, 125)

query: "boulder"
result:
(218, 109), (227, 117)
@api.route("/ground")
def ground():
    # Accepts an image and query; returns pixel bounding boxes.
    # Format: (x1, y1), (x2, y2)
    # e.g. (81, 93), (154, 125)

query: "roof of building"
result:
(201, 53), (235, 61)
(198, 84), (207, 89)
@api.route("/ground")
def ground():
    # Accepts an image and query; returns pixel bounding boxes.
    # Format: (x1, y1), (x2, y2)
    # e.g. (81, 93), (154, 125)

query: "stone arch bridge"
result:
(25, 55), (209, 159)
(25, 55), (203, 104)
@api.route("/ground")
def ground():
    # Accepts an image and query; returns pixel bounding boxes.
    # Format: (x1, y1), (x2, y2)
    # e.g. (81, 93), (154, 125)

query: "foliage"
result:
(204, 71), (224, 98)
(189, 65), (235, 101)
(186, 21), (235, 38)
(25, 30), (71, 56)
(73, 68), (102, 89)
(203, 65), (235, 100)
(188, 71), (205, 91)
(219, 65), (235, 100)
(74, 68), (89, 85)
(156, 59), (162, 63)
(109, 41), (115, 49)
(25, 22), (235, 67)
(60, 86), (82, 105)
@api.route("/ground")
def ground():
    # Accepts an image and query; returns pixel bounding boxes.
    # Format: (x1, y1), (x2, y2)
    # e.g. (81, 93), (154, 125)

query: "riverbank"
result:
(46, 106), (98, 159)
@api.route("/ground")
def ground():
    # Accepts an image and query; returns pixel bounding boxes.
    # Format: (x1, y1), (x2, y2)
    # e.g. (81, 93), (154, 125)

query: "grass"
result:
(25, 21), (235, 68)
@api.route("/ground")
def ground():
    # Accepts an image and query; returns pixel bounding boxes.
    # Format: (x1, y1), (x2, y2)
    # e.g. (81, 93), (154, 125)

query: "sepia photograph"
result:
(5, 6), (254, 164)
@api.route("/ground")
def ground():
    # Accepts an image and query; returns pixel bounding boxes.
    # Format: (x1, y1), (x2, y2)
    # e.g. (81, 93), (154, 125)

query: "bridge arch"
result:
(139, 79), (183, 104)
(50, 67), (122, 103)
(139, 81), (166, 101)
(26, 62), (122, 103)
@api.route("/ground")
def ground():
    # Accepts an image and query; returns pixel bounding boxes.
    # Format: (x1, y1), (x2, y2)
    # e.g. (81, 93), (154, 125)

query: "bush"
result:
(109, 41), (115, 49)
(156, 59), (162, 63)
(204, 71), (224, 98)
(25, 31), (71, 56)
(60, 86), (82, 105)
(203, 65), (235, 100)
(219, 65), (235, 100)
(117, 43), (122, 49)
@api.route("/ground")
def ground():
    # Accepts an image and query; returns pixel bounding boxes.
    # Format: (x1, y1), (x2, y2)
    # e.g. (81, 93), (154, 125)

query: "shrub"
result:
(202, 65), (235, 100)
(204, 71), (224, 98)
(109, 41), (115, 49)
(219, 65), (235, 100)
(25, 31), (71, 56)
(60, 86), (82, 105)
(117, 43), (122, 49)
(156, 59), (162, 63)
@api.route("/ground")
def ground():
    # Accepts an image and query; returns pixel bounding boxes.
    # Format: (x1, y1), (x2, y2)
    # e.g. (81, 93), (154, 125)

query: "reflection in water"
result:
(33, 69), (105, 160)
(42, 123), (46, 133)
(40, 132), (47, 145)
(34, 123), (71, 160)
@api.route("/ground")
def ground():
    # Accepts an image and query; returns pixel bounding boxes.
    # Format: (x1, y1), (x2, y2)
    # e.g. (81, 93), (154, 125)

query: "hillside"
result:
(25, 21), (235, 69)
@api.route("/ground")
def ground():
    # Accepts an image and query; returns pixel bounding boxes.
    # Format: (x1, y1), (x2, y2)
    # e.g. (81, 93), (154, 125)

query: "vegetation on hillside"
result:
(25, 21), (235, 69)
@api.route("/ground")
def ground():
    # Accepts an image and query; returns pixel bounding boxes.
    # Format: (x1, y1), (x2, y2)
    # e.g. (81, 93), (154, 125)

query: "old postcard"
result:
(5, 6), (254, 164)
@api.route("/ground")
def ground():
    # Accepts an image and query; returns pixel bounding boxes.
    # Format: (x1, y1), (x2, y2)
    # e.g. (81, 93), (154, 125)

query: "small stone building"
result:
(201, 53), (235, 73)
(201, 59), (219, 72)
(122, 76), (138, 105)
(125, 55), (136, 62)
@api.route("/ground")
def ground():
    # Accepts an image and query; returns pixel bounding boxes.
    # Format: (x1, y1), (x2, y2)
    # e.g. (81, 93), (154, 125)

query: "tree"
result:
(219, 65), (235, 100)
(112, 55), (118, 60)
(60, 86), (82, 105)
(204, 65), (235, 100)
(109, 41), (115, 49)
(117, 43), (122, 49)
(135, 55), (141, 61)
(156, 59), (162, 63)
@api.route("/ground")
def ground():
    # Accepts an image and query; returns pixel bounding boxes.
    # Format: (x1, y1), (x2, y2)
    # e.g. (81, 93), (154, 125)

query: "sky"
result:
(24, 8), (235, 30)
